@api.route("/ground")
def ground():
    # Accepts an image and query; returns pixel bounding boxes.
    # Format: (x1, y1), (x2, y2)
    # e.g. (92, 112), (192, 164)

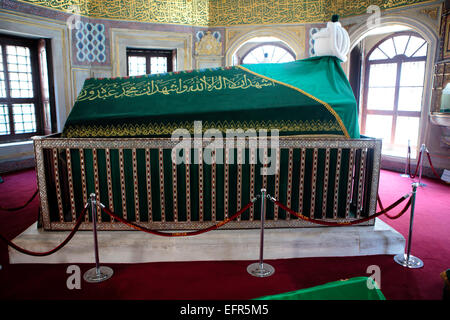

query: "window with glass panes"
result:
(241, 44), (295, 64)
(0, 35), (48, 141)
(362, 31), (427, 158)
(127, 48), (175, 76)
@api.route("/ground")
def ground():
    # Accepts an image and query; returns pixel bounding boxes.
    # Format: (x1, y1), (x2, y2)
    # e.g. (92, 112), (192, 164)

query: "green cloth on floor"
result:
(62, 56), (359, 139)
(254, 277), (385, 300)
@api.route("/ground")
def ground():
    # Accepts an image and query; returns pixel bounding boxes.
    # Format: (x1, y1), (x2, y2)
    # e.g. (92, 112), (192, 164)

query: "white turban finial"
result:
(312, 15), (350, 62)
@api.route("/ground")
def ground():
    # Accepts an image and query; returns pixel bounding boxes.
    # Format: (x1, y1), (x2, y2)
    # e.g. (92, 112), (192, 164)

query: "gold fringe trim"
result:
(63, 119), (343, 138)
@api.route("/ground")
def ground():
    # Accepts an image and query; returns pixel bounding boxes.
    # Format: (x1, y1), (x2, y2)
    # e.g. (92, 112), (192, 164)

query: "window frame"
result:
(361, 31), (427, 148)
(0, 34), (50, 143)
(126, 48), (175, 76)
(37, 38), (57, 136)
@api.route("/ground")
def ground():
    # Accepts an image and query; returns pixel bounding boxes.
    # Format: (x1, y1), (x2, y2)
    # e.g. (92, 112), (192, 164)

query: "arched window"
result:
(241, 44), (295, 64)
(362, 31), (427, 157)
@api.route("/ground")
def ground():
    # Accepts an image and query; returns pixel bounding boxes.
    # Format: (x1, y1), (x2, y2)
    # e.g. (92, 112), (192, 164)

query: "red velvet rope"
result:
(376, 194), (385, 211)
(426, 151), (449, 184)
(408, 149), (422, 179)
(0, 205), (88, 256)
(379, 197), (412, 219)
(0, 189), (38, 212)
(101, 201), (255, 237)
(426, 152), (450, 160)
(405, 148), (449, 184)
(273, 194), (410, 226)
(377, 194), (411, 219)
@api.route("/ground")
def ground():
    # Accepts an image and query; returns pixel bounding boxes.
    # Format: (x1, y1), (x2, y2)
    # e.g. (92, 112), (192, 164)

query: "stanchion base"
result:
(247, 263), (275, 277)
(400, 174), (410, 178)
(394, 254), (424, 268)
(83, 266), (114, 283)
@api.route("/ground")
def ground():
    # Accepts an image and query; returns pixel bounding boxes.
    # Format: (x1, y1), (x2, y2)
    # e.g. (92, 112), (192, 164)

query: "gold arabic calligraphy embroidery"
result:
(76, 73), (276, 101)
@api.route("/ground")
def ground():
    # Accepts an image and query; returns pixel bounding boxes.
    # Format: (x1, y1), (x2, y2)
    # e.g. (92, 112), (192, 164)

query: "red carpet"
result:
(0, 168), (448, 300)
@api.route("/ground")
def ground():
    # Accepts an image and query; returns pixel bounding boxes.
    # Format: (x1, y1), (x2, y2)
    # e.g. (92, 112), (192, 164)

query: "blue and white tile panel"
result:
(75, 22), (106, 63)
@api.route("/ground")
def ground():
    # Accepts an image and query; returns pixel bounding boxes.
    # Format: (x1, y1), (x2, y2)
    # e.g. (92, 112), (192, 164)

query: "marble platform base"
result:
(9, 218), (405, 264)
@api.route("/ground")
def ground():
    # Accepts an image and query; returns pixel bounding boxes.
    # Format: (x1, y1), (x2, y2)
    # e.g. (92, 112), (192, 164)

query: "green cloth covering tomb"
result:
(62, 56), (359, 139)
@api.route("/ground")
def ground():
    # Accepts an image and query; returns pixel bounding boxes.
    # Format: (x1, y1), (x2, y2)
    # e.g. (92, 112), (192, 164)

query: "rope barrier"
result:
(426, 151), (449, 184)
(408, 149), (422, 179)
(379, 196), (413, 220)
(0, 200), (255, 256)
(376, 194), (385, 211)
(404, 147), (449, 185)
(0, 189), (38, 212)
(0, 204), (88, 256)
(0, 188), (417, 256)
(426, 152), (450, 160)
(271, 193), (411, 227)
(100, 201), (255, 237)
